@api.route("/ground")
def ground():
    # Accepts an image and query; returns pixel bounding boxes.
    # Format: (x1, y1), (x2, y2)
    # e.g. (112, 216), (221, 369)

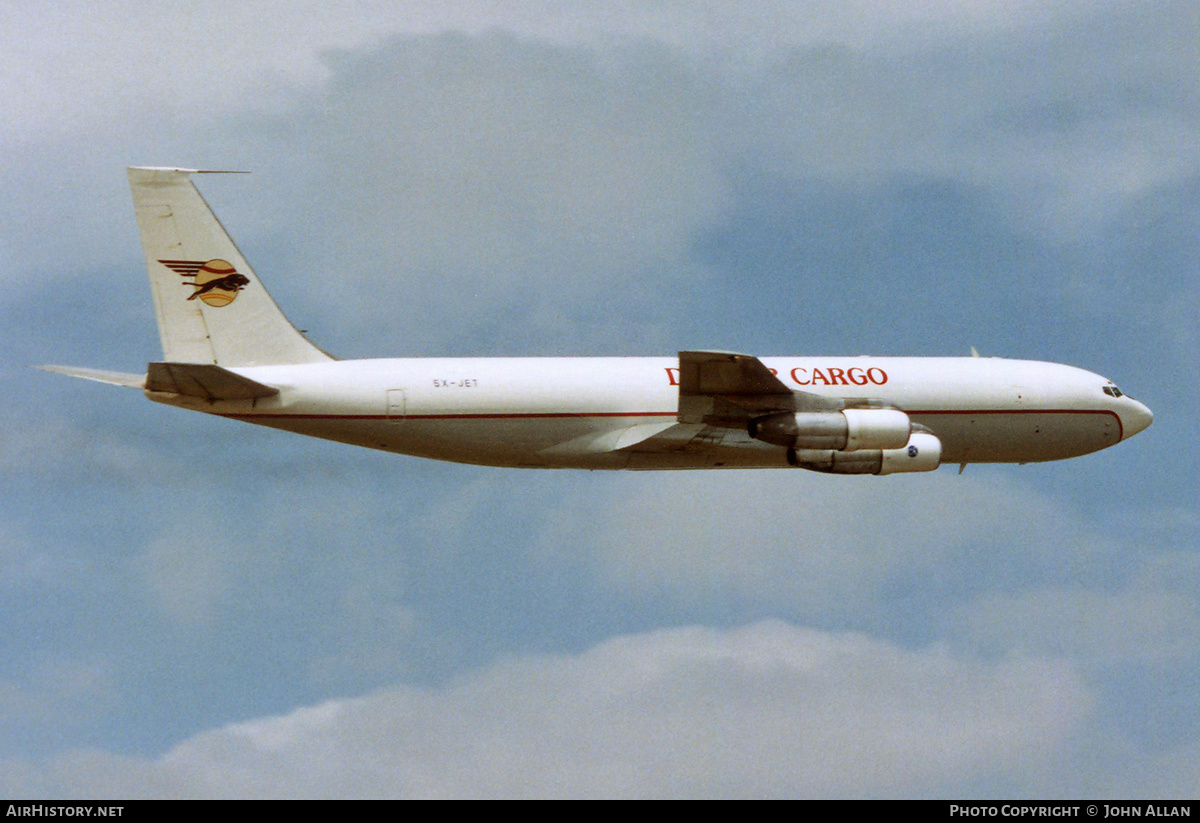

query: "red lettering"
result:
(768, 368), (778, 376)
(665, 367), (680, 386)
(784, 365), (888, 387)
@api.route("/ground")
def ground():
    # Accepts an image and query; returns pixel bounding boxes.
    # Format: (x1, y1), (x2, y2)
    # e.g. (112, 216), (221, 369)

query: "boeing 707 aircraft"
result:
(42, 167), (1152, 473)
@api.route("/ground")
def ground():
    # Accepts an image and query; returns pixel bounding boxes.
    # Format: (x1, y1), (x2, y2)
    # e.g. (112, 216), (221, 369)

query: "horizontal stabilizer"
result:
(38, 365), (145, 388)
(145, 362), (279, 401)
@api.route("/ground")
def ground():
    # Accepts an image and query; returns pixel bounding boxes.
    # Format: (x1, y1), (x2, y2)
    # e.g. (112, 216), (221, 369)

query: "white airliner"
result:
(43, 167), (1152, 473)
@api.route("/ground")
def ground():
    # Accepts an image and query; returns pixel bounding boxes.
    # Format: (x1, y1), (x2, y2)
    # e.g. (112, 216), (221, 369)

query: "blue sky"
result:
(1, 0), (1197, 797)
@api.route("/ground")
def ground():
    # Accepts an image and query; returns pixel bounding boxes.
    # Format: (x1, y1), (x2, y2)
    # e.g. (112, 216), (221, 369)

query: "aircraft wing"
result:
(610, 351), (844, 457)
(537, 352), (788, 460)
(675, 350), (840, 427)
(613, 420), (756, 454)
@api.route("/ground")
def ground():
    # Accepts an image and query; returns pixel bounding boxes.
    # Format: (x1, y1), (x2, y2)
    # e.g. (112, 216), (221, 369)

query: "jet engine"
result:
(786, 431), (943, 475)
(749, 408), (911, 451)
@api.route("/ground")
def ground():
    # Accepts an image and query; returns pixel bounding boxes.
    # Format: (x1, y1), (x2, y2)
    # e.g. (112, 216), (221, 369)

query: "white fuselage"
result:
(146, 356), (1153, 470)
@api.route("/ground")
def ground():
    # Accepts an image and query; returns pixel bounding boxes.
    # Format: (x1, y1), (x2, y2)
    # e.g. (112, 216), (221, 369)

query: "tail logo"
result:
(158, 259), (251, 307)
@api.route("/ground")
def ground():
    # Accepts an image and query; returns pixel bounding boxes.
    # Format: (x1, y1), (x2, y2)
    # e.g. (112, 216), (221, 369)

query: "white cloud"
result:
(259, 32), (726, 355)
(0, 410), (162, 482)
(0, 655), (116, 732)
(3, 1), (1195, 799)
(953, 552), (1200, 667)
(732, 5), (1199, 239)
(531, 469), (1118, 615)
(304, 581), (421, 688)
(18, 621), (1091, 798)
(8, 3), (1190, 271)
(6, 3), (1194, 344)
(139, 530), (235, 626)
(1, 0), (1118, 147)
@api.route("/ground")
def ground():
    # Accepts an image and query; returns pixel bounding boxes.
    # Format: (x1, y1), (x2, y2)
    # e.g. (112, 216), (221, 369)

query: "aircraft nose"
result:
(1123, 399), (1153, 440)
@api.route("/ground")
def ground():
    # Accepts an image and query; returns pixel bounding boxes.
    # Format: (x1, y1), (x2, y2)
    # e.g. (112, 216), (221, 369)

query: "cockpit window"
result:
(1102, 385), (1124, 398)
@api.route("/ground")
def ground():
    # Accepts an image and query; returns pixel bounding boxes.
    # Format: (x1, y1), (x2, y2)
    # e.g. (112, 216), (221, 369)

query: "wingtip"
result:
(38, 365), (146, 388)
(126, 166), (250, 175)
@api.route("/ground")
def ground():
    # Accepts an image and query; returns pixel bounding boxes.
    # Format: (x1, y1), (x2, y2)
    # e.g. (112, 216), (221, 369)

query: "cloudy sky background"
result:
(1, 0), (1197, 797)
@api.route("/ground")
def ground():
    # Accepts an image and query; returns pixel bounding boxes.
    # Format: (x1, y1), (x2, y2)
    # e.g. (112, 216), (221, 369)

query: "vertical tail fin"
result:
(128, 167), (331, 366)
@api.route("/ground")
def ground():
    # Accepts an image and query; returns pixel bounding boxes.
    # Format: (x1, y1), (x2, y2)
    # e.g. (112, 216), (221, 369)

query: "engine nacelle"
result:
(878, 431), (942, 474)
(787, 431), (942, 475)
(750, 408), (911, 451)
(843, 408), (911, 450)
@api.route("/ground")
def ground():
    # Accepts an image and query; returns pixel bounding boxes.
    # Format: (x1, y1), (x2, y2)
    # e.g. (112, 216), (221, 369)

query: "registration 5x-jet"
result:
(42, 168), (1153, 473)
